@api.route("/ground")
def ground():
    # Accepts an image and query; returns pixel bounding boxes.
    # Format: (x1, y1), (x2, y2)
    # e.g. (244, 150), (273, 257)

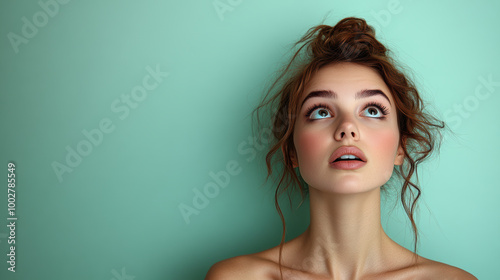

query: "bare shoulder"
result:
(417, 258), (477, 280)
(205, 254), (275, 280)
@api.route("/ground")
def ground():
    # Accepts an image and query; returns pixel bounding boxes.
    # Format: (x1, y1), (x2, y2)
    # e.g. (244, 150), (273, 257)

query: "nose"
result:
(334, 117), (360, 141)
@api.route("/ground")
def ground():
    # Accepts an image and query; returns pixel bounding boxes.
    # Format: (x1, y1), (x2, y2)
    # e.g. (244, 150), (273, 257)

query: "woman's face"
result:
(291, 62), (404, 194)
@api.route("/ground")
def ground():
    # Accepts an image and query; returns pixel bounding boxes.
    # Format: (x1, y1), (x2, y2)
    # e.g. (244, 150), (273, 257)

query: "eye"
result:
(305, 103), (332, 120)
(310, 108), (331, 119)
(361, 102), (389, 119)
(363, 106), (383, 118)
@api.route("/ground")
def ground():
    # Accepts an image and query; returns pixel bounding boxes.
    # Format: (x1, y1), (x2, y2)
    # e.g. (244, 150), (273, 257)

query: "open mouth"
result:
(333, 154), (364, 162)
(329, 146), (367, 169)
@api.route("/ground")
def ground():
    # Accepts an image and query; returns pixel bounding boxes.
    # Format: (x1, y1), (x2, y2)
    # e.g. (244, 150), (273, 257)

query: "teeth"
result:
(339, 154), (360, 160)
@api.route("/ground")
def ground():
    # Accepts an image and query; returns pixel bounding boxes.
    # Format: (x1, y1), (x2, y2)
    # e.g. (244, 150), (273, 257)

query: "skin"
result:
(206, 62), (477, 280)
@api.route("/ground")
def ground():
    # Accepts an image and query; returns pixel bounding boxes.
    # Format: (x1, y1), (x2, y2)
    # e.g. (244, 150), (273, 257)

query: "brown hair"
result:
(251, 16), (445, 277)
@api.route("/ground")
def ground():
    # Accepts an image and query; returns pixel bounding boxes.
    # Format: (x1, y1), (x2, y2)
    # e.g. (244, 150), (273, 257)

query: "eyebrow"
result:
(300, 89), (391, 108)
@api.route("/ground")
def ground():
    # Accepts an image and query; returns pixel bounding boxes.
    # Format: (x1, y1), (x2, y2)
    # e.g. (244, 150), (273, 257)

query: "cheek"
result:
(294, 129), (329, 163)
(370, 129), (400, 161)
(366, 128), (400, 182)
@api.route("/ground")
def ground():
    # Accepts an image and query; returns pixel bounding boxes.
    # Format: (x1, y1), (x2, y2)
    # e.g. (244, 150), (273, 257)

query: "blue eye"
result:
(363, 107), (382, 118)
(305, 103), (332, 119)
(304, 102), (389, 121)
(311, 108), (331, 119)
(362, 102), (389, 119)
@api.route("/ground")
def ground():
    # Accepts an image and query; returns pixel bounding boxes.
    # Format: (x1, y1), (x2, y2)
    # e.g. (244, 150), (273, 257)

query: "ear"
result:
(281, 145), (299, 168)
(394, 144), (405, 166)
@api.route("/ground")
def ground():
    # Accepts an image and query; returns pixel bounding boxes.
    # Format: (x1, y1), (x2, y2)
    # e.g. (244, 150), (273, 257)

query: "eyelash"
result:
(304, 102), (390, 120)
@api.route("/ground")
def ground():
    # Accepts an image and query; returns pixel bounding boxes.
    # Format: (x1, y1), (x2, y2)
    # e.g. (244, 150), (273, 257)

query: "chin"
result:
(310, 177), (380, 195)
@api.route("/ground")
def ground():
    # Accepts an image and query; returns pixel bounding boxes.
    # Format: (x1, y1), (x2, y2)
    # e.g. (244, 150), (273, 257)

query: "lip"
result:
(329, 146), (367, 170)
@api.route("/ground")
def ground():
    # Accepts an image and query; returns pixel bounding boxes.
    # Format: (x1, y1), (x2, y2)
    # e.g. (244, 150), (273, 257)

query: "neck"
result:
(299, 186), (393, 279)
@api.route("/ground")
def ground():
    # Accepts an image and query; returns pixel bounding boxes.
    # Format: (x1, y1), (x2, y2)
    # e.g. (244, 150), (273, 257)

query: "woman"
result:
(206, 17), (477, 279)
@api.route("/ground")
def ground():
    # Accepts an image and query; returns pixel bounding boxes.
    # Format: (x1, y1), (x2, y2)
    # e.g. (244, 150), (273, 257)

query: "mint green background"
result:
(1, 0), (499, 279)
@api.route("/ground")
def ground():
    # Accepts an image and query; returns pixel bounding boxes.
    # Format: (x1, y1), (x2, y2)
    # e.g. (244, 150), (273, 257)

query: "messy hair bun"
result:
(251, 16), (445, 279)
(308, 17), (387, 59)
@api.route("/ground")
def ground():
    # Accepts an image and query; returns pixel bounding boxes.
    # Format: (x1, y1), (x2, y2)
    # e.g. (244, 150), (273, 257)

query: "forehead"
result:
(300, 62), (393, 104)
